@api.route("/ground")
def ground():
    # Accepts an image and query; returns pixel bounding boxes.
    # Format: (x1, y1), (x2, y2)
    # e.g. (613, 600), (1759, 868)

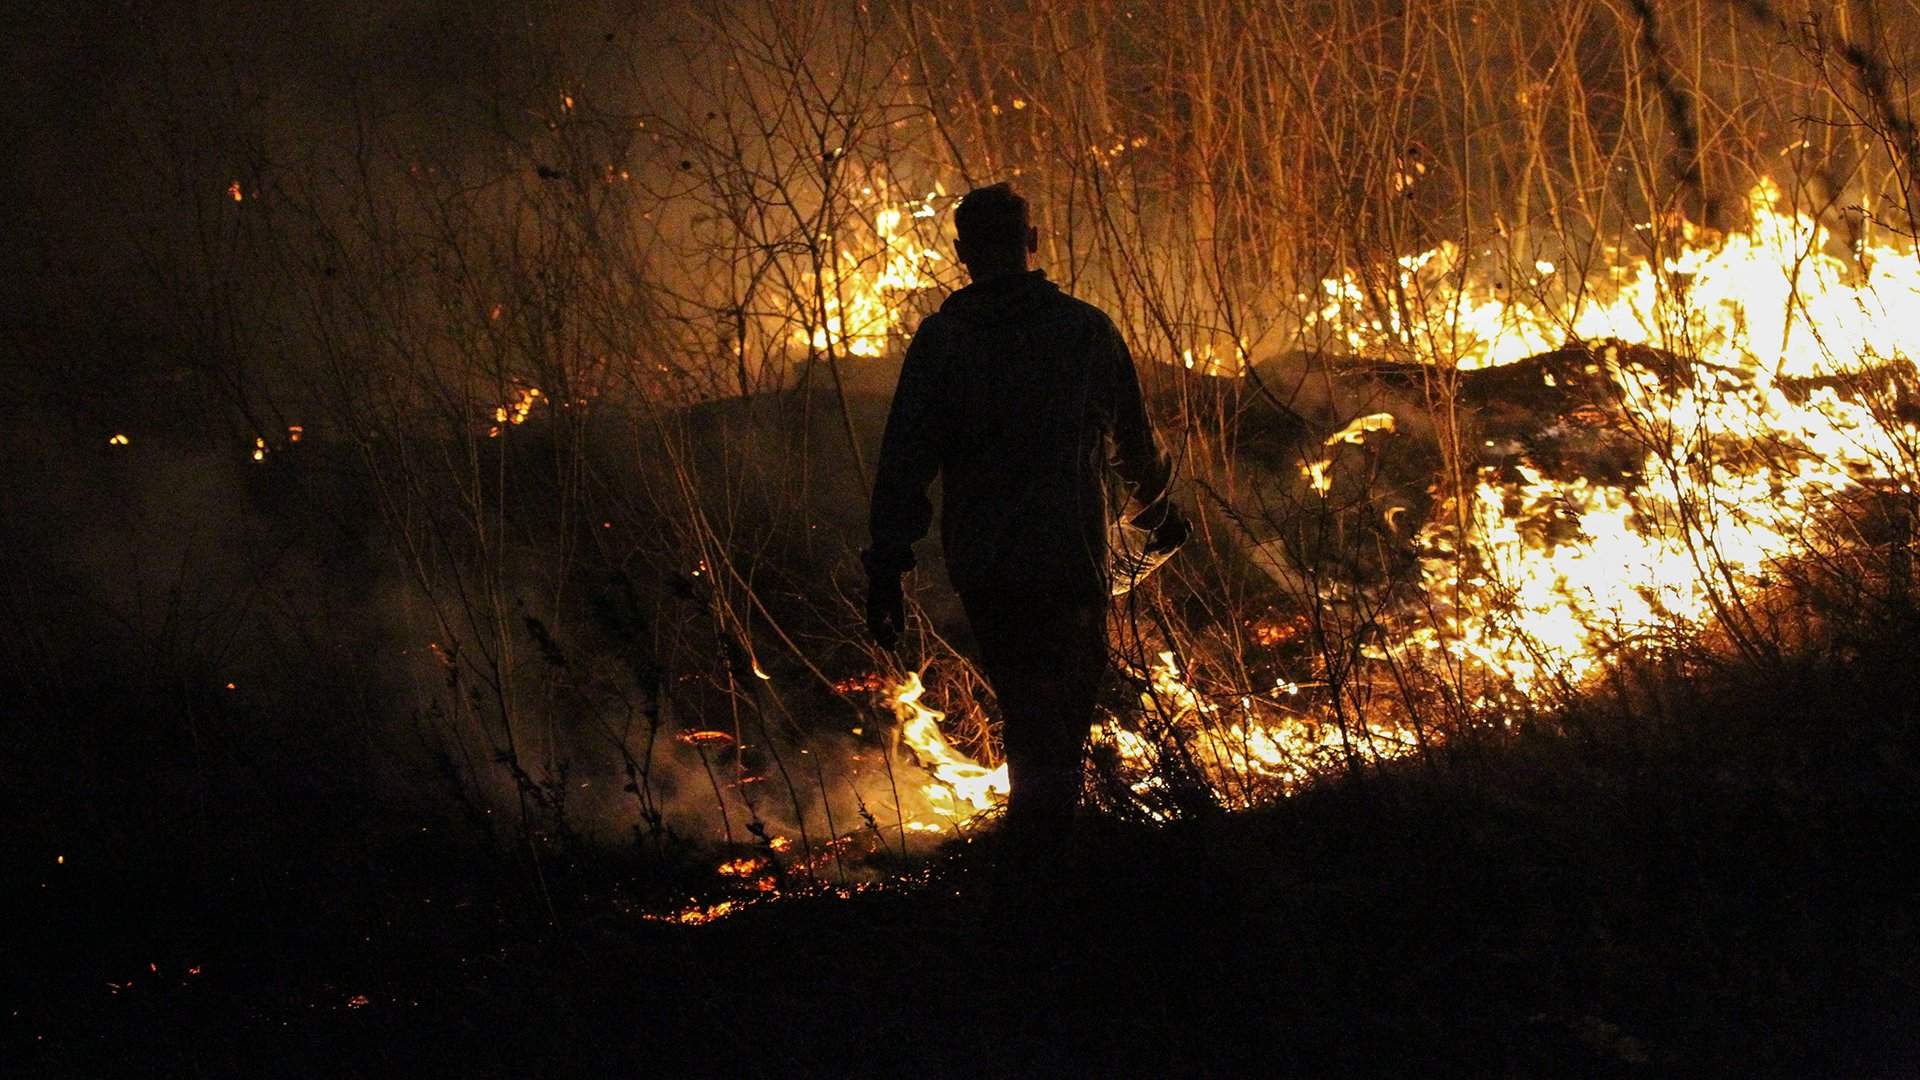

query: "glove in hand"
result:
(865, 573), (905, 650)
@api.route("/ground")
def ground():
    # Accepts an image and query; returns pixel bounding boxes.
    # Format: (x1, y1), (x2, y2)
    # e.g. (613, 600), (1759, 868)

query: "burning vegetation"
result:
(25, 0), (1920, 874)
(9, 1), (1920, 1069)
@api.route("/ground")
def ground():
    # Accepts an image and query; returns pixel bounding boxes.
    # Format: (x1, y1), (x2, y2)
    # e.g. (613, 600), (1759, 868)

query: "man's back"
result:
(867, 269), (1169, 598)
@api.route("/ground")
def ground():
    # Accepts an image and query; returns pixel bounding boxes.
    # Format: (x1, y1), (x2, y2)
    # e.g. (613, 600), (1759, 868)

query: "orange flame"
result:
(891, 671), (1008, 817)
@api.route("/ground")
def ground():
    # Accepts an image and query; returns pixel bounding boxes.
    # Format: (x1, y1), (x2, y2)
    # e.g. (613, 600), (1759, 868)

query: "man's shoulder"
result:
(1043, 285), (1119, 330)
(905, 309), (956, 348)
(914, 276), (1117, 339)
(1028, 288), (1120, 342)
(1054, 290), (1110, 318)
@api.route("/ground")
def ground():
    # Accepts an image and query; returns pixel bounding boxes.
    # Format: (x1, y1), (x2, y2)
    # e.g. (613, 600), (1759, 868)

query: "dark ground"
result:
(9, 643), (1920, 1079)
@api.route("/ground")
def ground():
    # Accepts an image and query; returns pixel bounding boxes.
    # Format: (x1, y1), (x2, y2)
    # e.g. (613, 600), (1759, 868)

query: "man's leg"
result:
(961, 592), (1109, 858)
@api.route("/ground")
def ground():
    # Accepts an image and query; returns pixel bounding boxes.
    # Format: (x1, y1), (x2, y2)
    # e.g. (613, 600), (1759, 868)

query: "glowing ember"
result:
(834, 672), (887, 694)
(677, 730), (736, 748)
(647, 899), (740, 926)
(488, 385), (541, 437)
(715, 857), (779, 891)
(1248, 616), (1302, 648)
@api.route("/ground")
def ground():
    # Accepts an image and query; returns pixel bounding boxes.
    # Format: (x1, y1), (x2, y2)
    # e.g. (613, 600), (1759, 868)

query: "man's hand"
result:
(865, 572), (905, 650)
(1145, 502), (1191, 556)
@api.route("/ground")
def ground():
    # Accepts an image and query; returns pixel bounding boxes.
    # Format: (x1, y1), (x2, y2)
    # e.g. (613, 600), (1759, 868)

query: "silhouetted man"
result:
(863, 182), (1186, 892)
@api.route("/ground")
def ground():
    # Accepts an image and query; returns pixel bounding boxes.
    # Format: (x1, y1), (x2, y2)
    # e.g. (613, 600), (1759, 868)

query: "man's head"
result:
(953, 182), (1038, 280)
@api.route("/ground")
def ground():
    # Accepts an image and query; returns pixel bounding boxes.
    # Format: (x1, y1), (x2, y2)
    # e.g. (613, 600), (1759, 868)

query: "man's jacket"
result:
(865, 270), (1172, 598)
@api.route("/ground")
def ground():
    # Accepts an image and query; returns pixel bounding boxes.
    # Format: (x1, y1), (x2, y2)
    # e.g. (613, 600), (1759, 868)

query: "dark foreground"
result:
(11, 647), (1920, 1079)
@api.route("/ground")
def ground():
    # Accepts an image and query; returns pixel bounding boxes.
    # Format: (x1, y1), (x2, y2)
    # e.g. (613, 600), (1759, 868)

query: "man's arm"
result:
(1102, 318), (1177, 530)
(864, 317), (949, 577)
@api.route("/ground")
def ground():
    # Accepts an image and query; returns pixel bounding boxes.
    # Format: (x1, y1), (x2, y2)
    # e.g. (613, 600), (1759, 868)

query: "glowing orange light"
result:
(487, 385), (541, 436)
(678, 730), (735, 748)
(892, 671), (1009, 817)
(797, 180), (947, 357)
(1300, 179), (1920, 698)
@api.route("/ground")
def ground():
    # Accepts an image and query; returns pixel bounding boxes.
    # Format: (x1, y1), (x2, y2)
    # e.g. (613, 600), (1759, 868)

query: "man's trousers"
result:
(960, 591), (1109, 840)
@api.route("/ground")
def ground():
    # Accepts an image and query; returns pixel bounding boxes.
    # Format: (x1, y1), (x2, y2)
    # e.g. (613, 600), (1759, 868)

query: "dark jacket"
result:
(865, 270), (1172, 598)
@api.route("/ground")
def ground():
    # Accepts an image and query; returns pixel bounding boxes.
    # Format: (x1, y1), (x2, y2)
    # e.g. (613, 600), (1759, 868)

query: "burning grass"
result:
(10, 0), (1920, 1070)
(30, 0), (1919, 853)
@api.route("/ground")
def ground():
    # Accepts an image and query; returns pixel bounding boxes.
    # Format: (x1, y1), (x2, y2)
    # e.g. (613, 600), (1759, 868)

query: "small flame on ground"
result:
(1302, 412), (1397, 496)
(1325, 412), (1396, 445)
(892, 671), (1009, 817)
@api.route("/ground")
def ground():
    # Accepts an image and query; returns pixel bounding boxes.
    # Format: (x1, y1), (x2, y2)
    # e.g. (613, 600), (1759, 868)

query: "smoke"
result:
(1, 1), (722, 845)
